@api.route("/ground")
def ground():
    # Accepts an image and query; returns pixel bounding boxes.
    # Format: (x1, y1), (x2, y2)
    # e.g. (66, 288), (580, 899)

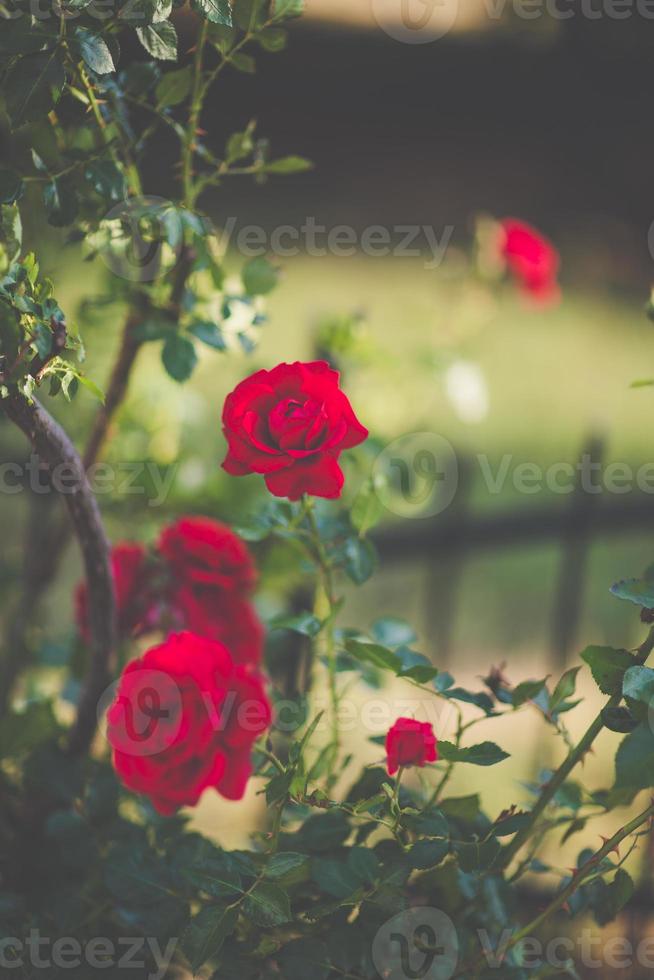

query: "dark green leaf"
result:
(512, 678), (548, 707)
(5, 51), (65, 127)
(0, 22), (58, 55)
(264, 852), (309, 880)
(189, 320), (226, 349)
(182, 905), (238, 973)
(602, 705), (638, 733)
(343, 639), (401, 673)
(438, 740), (509, 766)
(614, 723), (654, 798)
(242, 255), (279, 295)
(43, 177), (78, 227)
(277, 939), (330, 980)
(622, 665), (654, 710)
(270, 612), (322, 637)
(407, 838), (449, 870)
(155, 64), (193, 106)
(84, 159), (126, 202)
(549, 666), (581, 715)
(342, 536), (377, 585)
(454, 835), (501, 873)
(0, 171), (24, 206)
(242, 882), (291, 926)
(74, 28), (115, 74)
(161, 333), (197, 381)
(581, 645), (636, 696)
(592, 869), (634, 926)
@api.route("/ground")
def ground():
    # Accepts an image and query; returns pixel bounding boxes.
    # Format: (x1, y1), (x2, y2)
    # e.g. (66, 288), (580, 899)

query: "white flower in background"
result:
(444, 359), (489, 424)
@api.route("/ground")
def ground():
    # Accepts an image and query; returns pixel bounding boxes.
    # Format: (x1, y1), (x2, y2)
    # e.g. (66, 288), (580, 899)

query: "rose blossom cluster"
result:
(76, 516), (268, 813)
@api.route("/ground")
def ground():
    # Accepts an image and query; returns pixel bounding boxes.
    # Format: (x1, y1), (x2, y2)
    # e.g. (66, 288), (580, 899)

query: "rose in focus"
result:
(221, 360), (368, 500)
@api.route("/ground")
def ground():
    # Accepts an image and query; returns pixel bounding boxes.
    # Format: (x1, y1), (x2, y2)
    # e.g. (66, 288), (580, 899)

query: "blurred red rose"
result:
(221, 360), (368, 500)
(500, 218), (560, 304)
(159, 517), (263, 664)
(107, 631), (271, 814)
(75, 541), (152, 643)
(386, 717), (438, 776)
(158, 516), (257, 593)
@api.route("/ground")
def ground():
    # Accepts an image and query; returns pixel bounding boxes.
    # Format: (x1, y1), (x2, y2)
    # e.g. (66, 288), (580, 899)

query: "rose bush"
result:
(2, 5), (654, 980)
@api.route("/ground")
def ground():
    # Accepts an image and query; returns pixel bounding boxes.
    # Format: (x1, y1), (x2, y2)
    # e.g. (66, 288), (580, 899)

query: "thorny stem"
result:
(499, 625), (654, 872)
(455, 802), (654, 978)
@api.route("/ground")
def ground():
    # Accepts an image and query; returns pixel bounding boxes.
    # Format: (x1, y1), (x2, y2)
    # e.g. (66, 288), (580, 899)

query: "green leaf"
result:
(242, 882), (291, 927)
(0, 22), (59, 55)
(342, 536), (377, 585)
(257, 27), (288, 51)
(273, 0), (304, 18)
(311, 857), (361, 899)
(265, 155), (313, 174)
(622, 665), (654, 707)
(182, 905), (238, 973)
(192, 0), (232, 23)
(610, 576), (654, 609)
(242, 256), (279, 295)
(0, 701), (58, 758)
(161, 333), (197, 382)
(74, 28), (115, 74)
(454, 835), (501, 873)
(580, 645), (636, 696)
(136, 22), (178, 61)
(189, 320), (226, 350)
(407, 838), (449, 870)
(84, 159), (126, 202)
(264, 852), (309, 880)
(511, 678), (548, 707)
(371, 617), (417, 648)
(233, 0), (266, 29)
(602, 705), (638, 733)
(614, 723), (654, 798)
(343, 639), (401, 673)
(155, 64), (193, 106)
(43, 177), (78, 227)
(438, 740), (509, 766)
(351, 479), (384, 536)
(0, 171), (24, 206)
(549, 666), (581, 715)
(270, 612), (322, 637)
(592, 869), (634, 926)
(226, 128), (255, 163)
(230, 51), (256, 73)
(5, 51), (65, 127)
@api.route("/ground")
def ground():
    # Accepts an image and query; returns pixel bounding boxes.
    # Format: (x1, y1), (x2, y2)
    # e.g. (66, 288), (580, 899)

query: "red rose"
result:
(221, 360), (368, 500)
(158, 517), (263, 664)
(500, 218), (560, 304)
(107, 631), (271, 814)
(170, 586), (264, 666)
(158, 516), (257, 593)
(75, 542), (152, 643)
(385, 717), (438, 776)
